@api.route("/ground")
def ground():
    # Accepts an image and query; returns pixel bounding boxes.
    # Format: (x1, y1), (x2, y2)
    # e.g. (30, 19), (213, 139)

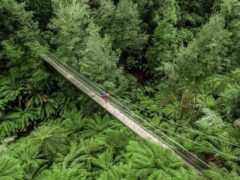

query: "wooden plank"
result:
(43, 56), (169, 149)
(43, 55), (207, 171)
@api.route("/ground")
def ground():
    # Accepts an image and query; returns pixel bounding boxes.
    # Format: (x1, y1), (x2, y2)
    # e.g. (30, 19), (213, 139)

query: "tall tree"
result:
(110, 0), (148, 53)
(221, 0), (240, 67)
(17, 0), (53, 30)
(79, 22), (122, 90)
(0, 0), (50, 137)
(175, 15), (231, 81)
(146, 0), (178, 79)
(95, 0), (116, 35)
(49, 0), (90, 66)
(177, 0), (216, 33)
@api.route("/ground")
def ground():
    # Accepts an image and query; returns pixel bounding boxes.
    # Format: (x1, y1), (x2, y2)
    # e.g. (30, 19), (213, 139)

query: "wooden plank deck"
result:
(42, 54), (207, 171)
(43, 56), (168, 149)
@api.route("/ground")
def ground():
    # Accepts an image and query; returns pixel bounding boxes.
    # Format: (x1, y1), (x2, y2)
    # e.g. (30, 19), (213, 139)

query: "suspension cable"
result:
(48, 54), (240, 148)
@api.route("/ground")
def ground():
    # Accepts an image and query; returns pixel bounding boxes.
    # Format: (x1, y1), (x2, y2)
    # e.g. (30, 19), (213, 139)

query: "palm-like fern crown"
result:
(31, 125), (70, 161)
(126, 141), (198, 178)
(0, 155), (23, 180)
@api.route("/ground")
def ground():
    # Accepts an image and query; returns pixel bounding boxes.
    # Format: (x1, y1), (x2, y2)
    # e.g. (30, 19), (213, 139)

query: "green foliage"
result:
(0, 0), (52, 139)
(36, 165), (87, 180)
(201, 68), (240, 120)
(221, 0), (240, 65)
(0, 155), (23, 180)
(0, 76), (23, 103)
(49, 0), (90, 66)
(126, 141), (197, 178)
(79, 22), (121, 90)
(31, 125), (70, 161)
(146, 0), (178, 77)
(105, 130), (129, 150)
(176, 15), (231, 81)
(38, 97), (59, 120)
(6, 109), (38, 131)
(195, 108), (223, 130)
(19, 0), (53, 30)
(9, 139), (46, 180)
(220, 83), (240, 119)
(0, 121), (17, 138)
(162, 101), (180, 119)
(203, 165), (240, 180)
(1, 0), (240, 179)
(98, 164), (135, 180)
(96, 0), (116, 34)
(82, 115), (117, 139)
(110, 0), (148, 52)
(61, 109), (86, 135)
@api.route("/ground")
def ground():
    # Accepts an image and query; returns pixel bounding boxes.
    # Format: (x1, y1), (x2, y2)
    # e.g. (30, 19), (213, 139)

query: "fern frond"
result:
(31, 125), (70, 161)
(6, 109), (38, 131)
(0, 155), (23, 180)
(0, 120), (17, 137)
(162, 101), (180, 119)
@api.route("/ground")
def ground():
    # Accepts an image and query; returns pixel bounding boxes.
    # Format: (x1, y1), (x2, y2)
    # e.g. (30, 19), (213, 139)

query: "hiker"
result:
(100, 90), (110, 102)
(104, 92), (110, 102)
(100, 91), (106, 98)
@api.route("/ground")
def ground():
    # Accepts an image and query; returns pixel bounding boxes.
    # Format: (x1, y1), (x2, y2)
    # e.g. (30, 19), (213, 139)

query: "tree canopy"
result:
(0, 0), (240, 179)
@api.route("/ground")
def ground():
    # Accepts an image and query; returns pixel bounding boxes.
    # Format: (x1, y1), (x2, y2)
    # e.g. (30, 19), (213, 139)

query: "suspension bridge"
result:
(42, 52), (210, 171)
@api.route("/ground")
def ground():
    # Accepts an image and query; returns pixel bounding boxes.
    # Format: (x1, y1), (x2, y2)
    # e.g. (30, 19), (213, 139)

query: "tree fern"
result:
(91, 149), (115, 171)
(36, 165), (87, 180)
(0, 75), (24, 103)
(81, 138), (105, 174)
(196, 95), (217, 110)
(108, 129), (131, 146)
(82, 115), (116, 139)
(78, 138), (105, 157)
(55, 139), (104, 177)
(61, 109), (86, 135)
(98, 164), (135, 180)
(162, 101), (180, 119)
(147, 170), (172, 180)
(220, 83), (240, 119)
(28, 94), (45, 107)
(31, 125), (70, 162)
(10, 141), (46, 180)
(0, 155), (23, 180)
(191, 138), (218, 154)
(27, 94), (60, 120)
(231, 68), (240, 81)
(172, 167), (199, 180)
(126, 141), (187, 178)
(55, 143), (85, 169)
(203, 165), (239, 180)
(203, 74), (231, 93)
(5, 108), (38, 131)
(0, 120), (17, 138)
(0, 84), (22, 102)
(38, 97), (59, 120)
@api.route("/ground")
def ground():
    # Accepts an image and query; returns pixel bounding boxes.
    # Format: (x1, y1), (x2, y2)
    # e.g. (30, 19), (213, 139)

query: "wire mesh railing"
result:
(43, 52), (209, 170)
(45, 53), (162, 139)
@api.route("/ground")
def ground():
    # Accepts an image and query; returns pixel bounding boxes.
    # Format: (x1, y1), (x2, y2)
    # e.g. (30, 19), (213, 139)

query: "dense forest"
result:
(0, 0), (240, 179)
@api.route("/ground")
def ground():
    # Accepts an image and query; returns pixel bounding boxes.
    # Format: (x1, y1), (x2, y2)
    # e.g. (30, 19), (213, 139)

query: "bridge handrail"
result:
(43, 53), (209, 170)
(44, 53), (171, 143)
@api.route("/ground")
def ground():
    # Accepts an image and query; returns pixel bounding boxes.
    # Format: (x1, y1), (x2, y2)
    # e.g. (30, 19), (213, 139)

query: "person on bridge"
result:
(100, 91), (106, 98)
(100, 91), (110, 102)
(104, 92), (110, 102)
